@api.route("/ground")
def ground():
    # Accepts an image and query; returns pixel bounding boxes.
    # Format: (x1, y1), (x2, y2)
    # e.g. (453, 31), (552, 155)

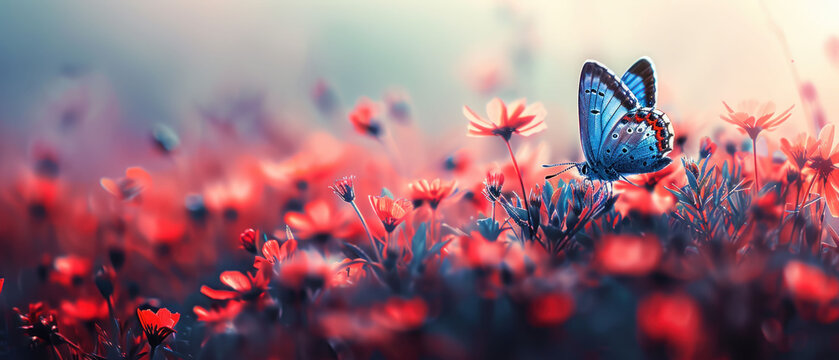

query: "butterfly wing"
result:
(621, 57), (656, 108)
(601, 109), (674, 174)
(578, 61), (640, 164)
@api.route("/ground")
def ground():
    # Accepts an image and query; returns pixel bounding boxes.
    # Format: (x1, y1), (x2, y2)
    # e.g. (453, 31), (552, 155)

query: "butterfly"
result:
(544, 57), (674, 182)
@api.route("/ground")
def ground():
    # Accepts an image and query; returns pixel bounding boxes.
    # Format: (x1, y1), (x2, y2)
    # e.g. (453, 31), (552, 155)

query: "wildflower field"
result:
(1, 1), (839, 359)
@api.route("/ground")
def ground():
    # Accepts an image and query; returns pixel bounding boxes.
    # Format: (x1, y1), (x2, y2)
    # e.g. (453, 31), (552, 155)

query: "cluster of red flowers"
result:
(1, 80), (839, 360)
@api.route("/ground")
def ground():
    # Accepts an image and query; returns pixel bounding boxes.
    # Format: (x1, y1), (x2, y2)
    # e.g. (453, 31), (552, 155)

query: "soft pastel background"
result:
(0, 0), (836, 178)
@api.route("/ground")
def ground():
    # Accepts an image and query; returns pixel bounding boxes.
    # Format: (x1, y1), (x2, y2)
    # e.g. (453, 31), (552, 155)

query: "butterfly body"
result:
(546, 58), (674, 182)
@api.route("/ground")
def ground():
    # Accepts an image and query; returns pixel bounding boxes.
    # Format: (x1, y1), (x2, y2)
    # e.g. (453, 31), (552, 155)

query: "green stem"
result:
(503, 139), (532, 239)
(350, 200), (381, 263)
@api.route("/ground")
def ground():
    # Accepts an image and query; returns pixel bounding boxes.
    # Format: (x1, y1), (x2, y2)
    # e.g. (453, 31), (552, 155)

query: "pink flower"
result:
(463, 98), (547, 140)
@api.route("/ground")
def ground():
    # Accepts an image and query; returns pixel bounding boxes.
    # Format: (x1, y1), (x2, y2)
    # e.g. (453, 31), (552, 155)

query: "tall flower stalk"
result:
(330, 176), (381, 263)
(720, 100), (793, 193)
(463, 98), (547, 238)
(408, 178), (457, 242)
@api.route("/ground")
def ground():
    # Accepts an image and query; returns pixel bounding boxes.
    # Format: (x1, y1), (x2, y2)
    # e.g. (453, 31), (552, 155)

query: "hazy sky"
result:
(0, 0), (837, 143)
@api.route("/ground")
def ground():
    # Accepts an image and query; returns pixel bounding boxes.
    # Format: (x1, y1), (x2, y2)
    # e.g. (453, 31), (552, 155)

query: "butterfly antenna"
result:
(542, 162), (577, 168)
(545, 165), (577, 180)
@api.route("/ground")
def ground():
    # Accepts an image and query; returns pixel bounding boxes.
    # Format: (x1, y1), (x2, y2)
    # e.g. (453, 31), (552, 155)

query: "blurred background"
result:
(0, 0), (837, 182)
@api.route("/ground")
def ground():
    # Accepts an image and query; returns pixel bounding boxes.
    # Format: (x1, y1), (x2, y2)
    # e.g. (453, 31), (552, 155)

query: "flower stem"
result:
(791, 175), (818, 249)
(430, 208), (437, 243)
(52, 345), (64, 360)
(350, 200), (381, 263)
(106, 297), (120, 350)
(491, 202), (496, 222)
(752, 138), (760, 194)
(149, 345), (157, 360)
(798, 175), (817, 211)
(503, 139), (532, 238)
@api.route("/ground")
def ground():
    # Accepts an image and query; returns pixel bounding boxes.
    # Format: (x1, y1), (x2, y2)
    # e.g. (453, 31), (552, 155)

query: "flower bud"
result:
(240, 228), (258, 254)
(95, 267), (114, 299)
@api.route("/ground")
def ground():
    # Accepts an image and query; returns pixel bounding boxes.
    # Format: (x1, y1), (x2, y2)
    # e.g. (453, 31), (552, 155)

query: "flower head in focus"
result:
(329, 176), (356, 203)
(463, 98), (547, 140)
(240, 228), (259, 254)
(136, 307), (180, 348)
(369, 195), (412, 233)
(482, 169), (505, 202)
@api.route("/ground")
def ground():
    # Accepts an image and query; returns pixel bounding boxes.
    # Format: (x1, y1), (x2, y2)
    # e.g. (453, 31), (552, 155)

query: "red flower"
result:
(371, 297), (428, 331)
(528, 293), (575, 327)
(349, 97), (382, 137)
(463, 98), (547, 140)
(0, 277), (4, 295)
(240, 228), (258, 254)
(193, 301), (245, 324)
(329, 176), (356, 203)
(699, 136), (717, 159)
(482, 169), (505, 202)
(720, 100), (793, 140)
(203, 177), (261, 222)
(278, 251), (333, 289)
(100, 166), (152, 200)
(458, 232), (506, 269)
(369, 195), (412, 233)
(637, 292), (703, 358)
(408, 178), (457, 209)
(802, 124), (839, 216)
(595, 235), (662, 276)
(61, 298), (108, 322)
(783, 260), (839, 304)
(780, 132), (819, 170)
(201, 267), (270, 301)
(51, 255), (92, 287)
(254, 237), (297, 268)
(136, 307), (180, 347)
(284, 199), (352, 242)
(14, 302), (59, 347)
(614, 166), (679, 216)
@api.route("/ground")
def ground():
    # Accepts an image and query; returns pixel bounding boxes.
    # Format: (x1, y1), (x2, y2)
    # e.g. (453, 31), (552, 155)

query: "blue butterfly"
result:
(545, 57), (674, 182)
